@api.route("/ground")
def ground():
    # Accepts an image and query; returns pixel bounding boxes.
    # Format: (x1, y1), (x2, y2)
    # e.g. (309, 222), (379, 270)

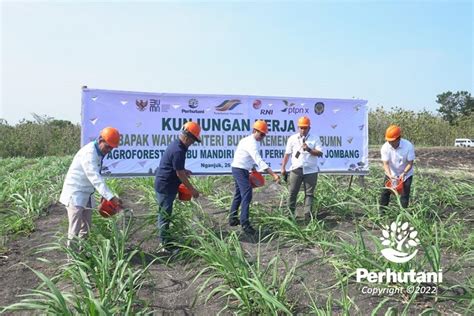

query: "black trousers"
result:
(380, 175), (413, 209)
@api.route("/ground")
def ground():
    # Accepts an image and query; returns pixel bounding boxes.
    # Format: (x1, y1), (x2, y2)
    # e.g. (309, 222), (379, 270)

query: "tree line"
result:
(0, 91), (472, 158)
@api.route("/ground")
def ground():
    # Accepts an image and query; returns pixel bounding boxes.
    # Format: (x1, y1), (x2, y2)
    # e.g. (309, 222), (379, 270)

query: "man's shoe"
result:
(229, 218), (240, 226)
(243, 225), (257, 235)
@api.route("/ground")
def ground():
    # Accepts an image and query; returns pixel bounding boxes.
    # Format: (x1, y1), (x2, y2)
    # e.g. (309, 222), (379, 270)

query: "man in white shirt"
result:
(380, 125), (415, 210)
(60, 127), (123, 249)
(230, 120), (280, 235)
(281, 116), (323, 218)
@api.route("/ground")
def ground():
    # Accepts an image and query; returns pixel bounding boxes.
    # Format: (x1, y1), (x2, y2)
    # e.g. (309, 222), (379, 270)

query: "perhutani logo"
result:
(380, 221), (420, 263)
(355, 221), (443, 285)
(188, 98), (199, 108)
(182, 98), (204, 114)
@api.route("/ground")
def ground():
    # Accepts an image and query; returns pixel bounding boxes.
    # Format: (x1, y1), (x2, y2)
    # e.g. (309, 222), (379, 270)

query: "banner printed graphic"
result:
(81, 88), (369, 176)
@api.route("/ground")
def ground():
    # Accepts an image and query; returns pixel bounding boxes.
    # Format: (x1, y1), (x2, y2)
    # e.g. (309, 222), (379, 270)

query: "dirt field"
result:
(1, 147), (473, 314)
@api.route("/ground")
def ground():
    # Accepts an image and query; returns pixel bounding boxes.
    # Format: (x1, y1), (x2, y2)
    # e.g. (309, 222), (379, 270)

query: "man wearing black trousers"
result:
(380, 125), (415, 211)
(229, 120), (280, 235)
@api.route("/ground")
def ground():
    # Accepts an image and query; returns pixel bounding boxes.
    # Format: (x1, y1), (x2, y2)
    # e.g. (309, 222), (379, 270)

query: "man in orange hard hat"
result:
(281, 116), (323, 219)
(229, 120), (280, 235)
(380, 125), (415, 211)
(60, 127), (123, 250)
(154, 121), (201, 253)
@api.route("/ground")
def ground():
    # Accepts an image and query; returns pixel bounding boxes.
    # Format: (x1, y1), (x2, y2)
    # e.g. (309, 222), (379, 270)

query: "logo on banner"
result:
(149, 99), (161, 112)
(136, 99), (169, 112)
(281, 100), (308, 114)
(188, 98), (199, 108)
(314, 102), (325, 115)
(182, 98), (204, 114)
(136, 100), (148, 111)
(252, 99), (262, 109)
(215, 99), (241, 112)
(380, 221), (420, 263)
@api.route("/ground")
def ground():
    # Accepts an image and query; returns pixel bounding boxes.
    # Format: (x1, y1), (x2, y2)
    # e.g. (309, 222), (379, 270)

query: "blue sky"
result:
(1, 0), (472, 124)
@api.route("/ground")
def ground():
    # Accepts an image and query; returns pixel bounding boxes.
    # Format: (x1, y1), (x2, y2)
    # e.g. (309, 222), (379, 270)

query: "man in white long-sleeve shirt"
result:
(229, 120), (280, 235)
(60, 127), (122, 249)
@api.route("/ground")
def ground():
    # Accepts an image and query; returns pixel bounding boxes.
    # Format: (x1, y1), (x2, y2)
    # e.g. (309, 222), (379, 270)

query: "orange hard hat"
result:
(99, 198), (121, 217)
(249, 170), (265, 188)
(178, 184), (192, 201)
(100, 127), (120, 148)
(253, 120), (268, 134)
(385, 125), (401, 141)
(298, 116), (311, 127)
(183, 121), (202, 143)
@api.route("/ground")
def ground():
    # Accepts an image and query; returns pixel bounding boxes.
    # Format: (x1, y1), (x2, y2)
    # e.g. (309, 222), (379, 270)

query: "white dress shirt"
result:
(231, 134), (269, 171)
(59, 141), (115, 207)
(285, 133), (323, 174)
(381, 138), (415, 178)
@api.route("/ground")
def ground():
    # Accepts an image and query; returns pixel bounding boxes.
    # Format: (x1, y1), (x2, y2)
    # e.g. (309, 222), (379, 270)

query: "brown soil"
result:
(0, 147), (472, 314)
(369, 146), (474, 171)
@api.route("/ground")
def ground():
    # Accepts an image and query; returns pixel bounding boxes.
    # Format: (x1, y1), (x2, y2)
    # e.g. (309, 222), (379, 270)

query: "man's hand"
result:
(272, 174), (281, 183)
(400, 172), (406, 182)
(111, 196), (123, 208)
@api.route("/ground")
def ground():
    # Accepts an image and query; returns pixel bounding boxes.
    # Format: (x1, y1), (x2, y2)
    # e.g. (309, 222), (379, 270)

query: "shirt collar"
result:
(178, 138), (189, 150)
(389, 139), (404, 150)
(94, 139), (105, 157)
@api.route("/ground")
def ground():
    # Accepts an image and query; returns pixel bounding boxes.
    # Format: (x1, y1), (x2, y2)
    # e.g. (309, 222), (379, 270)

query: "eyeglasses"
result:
(259, 131), (266, 137)
(299, 126), (309, 130)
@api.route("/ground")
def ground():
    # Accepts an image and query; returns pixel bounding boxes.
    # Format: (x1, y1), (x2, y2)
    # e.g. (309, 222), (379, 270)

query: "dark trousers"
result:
(380, 175), (413, 209)
(230, 167), (252, 228)
(156, 191), (177, 247)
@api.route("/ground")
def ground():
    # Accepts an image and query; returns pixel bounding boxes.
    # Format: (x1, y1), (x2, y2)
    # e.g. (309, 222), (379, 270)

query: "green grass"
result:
(1, 156), (473, 314)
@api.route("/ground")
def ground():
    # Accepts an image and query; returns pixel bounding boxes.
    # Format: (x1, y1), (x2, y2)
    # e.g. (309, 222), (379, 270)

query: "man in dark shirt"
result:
(154, 122), (201, 251)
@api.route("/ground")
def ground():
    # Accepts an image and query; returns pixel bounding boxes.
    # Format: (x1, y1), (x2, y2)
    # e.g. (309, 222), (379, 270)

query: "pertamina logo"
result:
(380, 221), (420, 263)
(281, 100), (308, 114)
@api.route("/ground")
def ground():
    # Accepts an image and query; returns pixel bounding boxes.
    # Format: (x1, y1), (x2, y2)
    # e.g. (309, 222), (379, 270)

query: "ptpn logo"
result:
(281, 100), (309, 114)
(380, 221), (420, 263)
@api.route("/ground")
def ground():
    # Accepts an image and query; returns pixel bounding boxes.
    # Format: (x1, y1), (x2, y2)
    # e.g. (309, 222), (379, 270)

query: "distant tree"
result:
(436, 91), (473, 125)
